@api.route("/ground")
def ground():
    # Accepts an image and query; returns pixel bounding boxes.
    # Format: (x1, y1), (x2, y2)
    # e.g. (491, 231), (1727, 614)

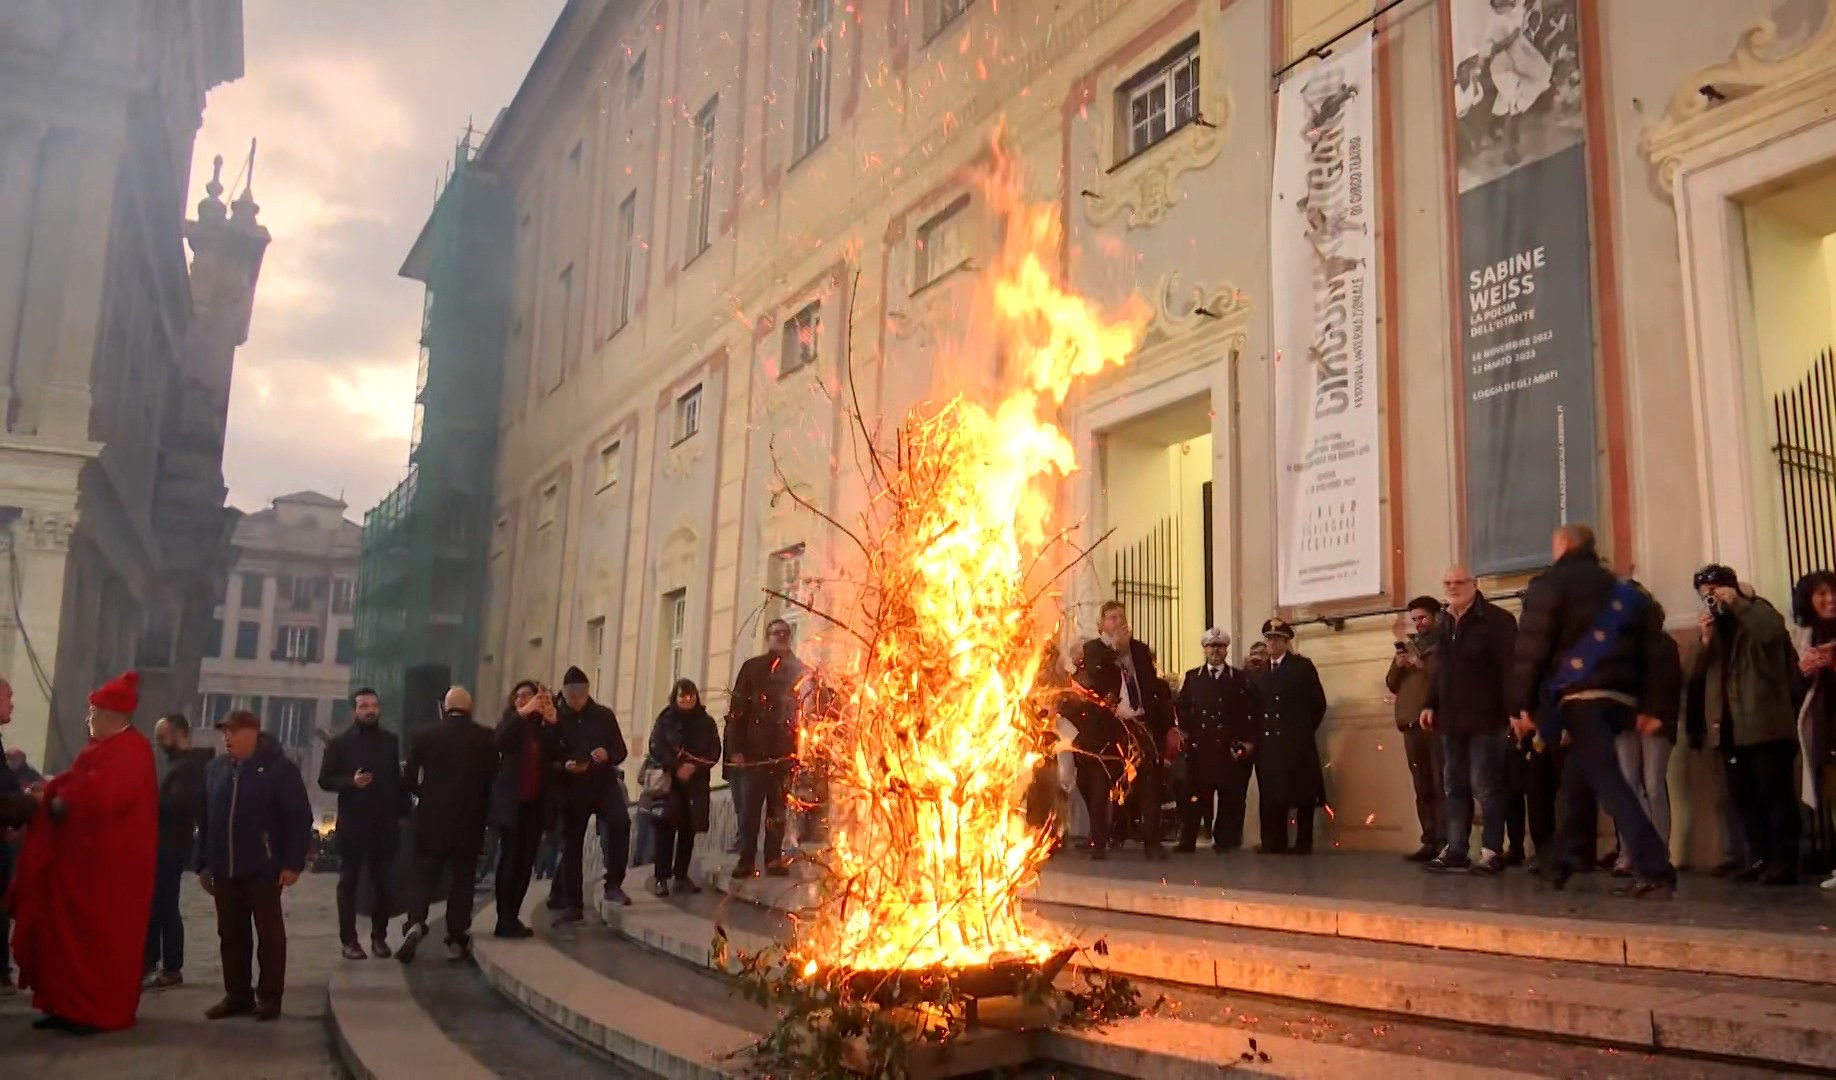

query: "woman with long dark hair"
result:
(1793, 571), (1836, 889)
(645, 678), (721, 896)
(488, 679), (560, 936)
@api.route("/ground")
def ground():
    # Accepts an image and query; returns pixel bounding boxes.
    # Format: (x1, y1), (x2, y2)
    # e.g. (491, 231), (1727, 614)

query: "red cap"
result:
(89, 670), (140, 715)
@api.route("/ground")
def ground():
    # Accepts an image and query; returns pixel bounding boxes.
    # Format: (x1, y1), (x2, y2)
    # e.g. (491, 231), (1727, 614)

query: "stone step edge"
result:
(474, 901), (752, 1079)
(703, 869), (1836, 1072)
(326, 959), (497, 1080)
(597, 891), (1543, 1080)
(1030, 869), (1836, 984)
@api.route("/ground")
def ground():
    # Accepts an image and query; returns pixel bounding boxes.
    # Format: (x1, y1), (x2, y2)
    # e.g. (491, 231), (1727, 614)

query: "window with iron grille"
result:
(1119, 37), (1201, 159)
(781, 302), (820, 378)
(688, 96), (718, 259)
(795, 0), (833, 160)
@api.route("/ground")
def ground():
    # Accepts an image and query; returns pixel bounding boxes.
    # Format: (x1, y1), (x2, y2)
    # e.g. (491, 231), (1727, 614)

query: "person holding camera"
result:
(1386, 597), (1444, 863)
(1687, 564), (1800, 885)
(319, 688), (406, 961)
(1175, 628), (1259, 853)
(489, 680), (562, 937)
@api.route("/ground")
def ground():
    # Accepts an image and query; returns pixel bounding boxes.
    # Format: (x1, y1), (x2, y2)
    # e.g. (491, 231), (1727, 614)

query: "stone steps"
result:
(326, 960), (501, 1080)
(708, 868), (1836, 1072)
(1028, 867), (1836, 983)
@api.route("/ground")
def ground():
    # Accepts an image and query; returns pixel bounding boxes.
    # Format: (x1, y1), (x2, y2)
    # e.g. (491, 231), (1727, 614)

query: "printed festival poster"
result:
(1451, 0), (1597, 573)
(1272, 34), (1381, 606)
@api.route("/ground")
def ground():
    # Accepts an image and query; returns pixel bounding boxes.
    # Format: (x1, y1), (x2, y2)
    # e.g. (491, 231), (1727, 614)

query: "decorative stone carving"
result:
(1148, 271), (1253, 343)
(11, 509), (78, 552)
(1083, 7), (1233, 230)
(1642, 10), (1836, 193)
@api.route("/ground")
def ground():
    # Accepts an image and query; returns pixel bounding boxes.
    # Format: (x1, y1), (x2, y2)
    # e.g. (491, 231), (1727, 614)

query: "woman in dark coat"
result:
(647, 678), (722, 896)
(489, 680), (560, 937)
(1249, 620), (1329, 855)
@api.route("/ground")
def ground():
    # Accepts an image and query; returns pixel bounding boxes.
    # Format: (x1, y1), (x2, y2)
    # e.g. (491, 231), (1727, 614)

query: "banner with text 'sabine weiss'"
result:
(1450, 0), (1596, 573)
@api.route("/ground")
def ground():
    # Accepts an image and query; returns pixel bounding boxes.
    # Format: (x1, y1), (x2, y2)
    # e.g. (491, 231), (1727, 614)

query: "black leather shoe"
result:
(205, 997), (256, 1021)
(254, 1000), (282, 1022)
(494, 922), (536, 939)
(340, 941), (368, 961)
(1404, 844), (1437, 863)
(370, 938), (393, 960)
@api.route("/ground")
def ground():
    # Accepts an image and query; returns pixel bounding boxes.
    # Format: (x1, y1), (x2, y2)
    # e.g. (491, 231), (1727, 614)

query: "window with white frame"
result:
(626, 51), (646, 107)
(332, 578), (356, 615)
(795, 0), (833, 160)
(276, 698), (314, 751)
(587, 616), (606, 689)
(1119, 36), (1201, 159)
(598, 440), (622, 490)
(665, 590), (687, 685)
(928, 0), (973, 41)
(915, 194), (972, 290)
(688, 96), (718, 259)
(780, 302), (820, 378)
(767, 543), (807, 641)
(613, 191), (638, 330)
(277, 625), (320, 662)
(673, 384), (703, 444)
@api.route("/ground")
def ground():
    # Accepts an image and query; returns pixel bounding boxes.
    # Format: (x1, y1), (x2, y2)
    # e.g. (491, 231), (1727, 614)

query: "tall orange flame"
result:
(793, 133), (1150, 975)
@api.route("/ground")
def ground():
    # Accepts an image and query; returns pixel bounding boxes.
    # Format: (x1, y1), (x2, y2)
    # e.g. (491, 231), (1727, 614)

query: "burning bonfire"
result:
(732, 134), (1152, 1075)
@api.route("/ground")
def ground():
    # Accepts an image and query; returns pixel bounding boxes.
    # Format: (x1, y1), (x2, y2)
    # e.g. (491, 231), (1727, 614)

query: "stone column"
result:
(9, 126), (122, 440)
(0, 118), (46, 426)
(0, 506), (79, 769)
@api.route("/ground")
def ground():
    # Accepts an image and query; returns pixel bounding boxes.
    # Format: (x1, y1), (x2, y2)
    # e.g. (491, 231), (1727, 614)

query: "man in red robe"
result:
(7, 671), (157, 1034)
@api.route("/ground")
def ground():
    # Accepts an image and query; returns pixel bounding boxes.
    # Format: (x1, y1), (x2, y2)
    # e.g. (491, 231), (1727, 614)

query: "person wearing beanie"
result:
(551, 666), (629, 919)
(396, 687), (497, 962)
(8, 671), (159, 1033)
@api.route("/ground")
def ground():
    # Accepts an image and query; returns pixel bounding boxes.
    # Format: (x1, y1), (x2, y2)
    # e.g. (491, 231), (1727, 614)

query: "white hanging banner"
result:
(1271, 35), (1382, 606)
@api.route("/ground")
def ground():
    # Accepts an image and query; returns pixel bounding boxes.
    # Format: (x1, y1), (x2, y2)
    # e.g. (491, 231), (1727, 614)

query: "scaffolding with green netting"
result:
(352, 132), (512, 733)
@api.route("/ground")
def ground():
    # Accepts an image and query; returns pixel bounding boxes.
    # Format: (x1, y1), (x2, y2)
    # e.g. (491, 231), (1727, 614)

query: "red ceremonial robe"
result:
(6, 726), (157, 1030)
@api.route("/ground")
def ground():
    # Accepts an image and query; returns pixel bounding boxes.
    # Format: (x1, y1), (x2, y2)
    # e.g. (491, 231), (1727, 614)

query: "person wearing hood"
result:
(1686, 564), (1801, 885)
(553, 665), (629, 919)
(145, 715), (213, 991)
(198, 708), (312, 1022)
(645, 678), (721, 896)
(397, 688), (498, 963)
(8, 671), (159, 1033)
(489, 680), (562, 937)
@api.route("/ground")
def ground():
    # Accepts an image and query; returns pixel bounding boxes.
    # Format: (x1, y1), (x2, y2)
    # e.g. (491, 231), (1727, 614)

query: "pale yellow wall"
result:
(471, 0), (1812, 851)
(1744, 205), (1835, 399)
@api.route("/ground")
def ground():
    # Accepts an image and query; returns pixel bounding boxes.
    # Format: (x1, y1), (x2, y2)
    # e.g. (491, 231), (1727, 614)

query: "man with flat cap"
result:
(398, 687), (497, 962)
(1176, 628), (1259, 852)
(1249, 620), (1329, 855)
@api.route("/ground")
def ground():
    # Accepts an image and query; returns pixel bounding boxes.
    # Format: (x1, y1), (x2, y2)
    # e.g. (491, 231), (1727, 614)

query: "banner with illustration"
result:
(1451, 0), (1596, 573)
(1272, 35), (1381, 605)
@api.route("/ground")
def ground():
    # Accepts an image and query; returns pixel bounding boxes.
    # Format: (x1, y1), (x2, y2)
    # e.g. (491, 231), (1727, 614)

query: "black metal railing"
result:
(1113, 515), (1181, 669)
(1773, 347), (1836, 589)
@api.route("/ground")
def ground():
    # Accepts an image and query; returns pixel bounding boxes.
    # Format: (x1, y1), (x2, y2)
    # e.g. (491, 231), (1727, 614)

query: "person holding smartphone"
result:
(319, 688), (405, 961)
(1386, 598), (1444, 863)
(552, 666), (628, 920)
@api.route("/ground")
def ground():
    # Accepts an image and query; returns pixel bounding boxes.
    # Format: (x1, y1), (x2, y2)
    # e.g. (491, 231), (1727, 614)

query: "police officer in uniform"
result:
(1250, 619), (1329, 855)
(1175, 628), (1259, 852)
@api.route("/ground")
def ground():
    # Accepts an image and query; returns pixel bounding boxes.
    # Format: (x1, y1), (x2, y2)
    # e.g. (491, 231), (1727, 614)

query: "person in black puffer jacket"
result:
(645, 678), (721, 896)
(1508, 525), (1677, 897)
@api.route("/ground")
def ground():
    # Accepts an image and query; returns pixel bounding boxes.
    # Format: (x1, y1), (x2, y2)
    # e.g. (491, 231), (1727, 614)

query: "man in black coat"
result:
(198, 711), (313, 1021)
(0, 677), (32, 993)
(1069, 602), (1177, 861)
(1250, 619), (1328, 855)
(1421, 568), (1519, 875)
(489, 680), (561, 938)
(145, 715), (213, 990)
(1508, 524), (1678, 897)
(397, 688), (498, 962)
(552, 666), (629, 918)
(318, 688), (406, 960)
(1176, 628), (1259, 853)
(724, 619), (806, 878)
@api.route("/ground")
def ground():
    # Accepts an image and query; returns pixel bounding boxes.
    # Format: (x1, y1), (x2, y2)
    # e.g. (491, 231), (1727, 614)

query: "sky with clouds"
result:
(192, 0), (563, 518)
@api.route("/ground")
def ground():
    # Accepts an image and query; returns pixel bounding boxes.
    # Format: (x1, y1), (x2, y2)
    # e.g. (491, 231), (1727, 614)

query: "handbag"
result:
(640, 762), (672, 800)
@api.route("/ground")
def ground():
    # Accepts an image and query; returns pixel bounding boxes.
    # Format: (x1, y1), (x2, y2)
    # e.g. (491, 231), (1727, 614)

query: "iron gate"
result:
(1772, 346), (1836, 873)
(1113, 515), (1181, 670)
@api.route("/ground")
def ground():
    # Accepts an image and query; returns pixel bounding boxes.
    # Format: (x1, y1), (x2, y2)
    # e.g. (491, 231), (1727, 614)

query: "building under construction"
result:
(351, 134), (512, 733)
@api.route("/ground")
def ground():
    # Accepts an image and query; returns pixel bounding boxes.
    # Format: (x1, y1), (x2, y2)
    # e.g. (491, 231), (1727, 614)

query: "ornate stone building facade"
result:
(0, 1), (264, 768)
(462, 0), (1836, 857)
